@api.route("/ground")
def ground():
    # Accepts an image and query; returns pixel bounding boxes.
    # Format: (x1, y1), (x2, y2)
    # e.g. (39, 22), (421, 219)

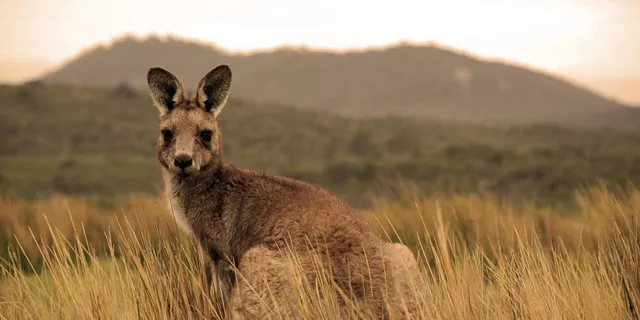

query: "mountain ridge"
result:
(41, 34), (632, 125)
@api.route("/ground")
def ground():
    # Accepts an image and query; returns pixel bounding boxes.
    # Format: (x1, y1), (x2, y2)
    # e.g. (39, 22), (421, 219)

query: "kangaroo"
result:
(146, 65), (422, 319)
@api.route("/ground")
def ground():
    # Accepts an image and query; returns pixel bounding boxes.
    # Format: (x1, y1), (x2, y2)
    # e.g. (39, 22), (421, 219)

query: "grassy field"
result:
(2, 82), (640, 318)
(0, 186), (639, 319)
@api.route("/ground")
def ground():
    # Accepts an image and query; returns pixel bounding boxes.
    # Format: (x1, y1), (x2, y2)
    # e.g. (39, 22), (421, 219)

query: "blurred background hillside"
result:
(1, 0), (640, 209)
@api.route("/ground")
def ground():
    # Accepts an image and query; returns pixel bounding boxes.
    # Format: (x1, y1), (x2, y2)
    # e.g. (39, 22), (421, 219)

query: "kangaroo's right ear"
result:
(147, 67), (185, 115)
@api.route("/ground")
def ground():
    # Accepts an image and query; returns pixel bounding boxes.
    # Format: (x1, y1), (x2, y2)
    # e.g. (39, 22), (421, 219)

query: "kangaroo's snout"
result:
(173, 153), (193, 170)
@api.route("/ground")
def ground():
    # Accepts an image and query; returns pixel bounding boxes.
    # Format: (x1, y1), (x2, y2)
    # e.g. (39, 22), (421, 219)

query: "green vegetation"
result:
(2, 83), (640, 207)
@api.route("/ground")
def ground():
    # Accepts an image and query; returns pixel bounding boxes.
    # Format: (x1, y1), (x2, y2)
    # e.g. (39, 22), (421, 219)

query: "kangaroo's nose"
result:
(173, 154), (193, 169)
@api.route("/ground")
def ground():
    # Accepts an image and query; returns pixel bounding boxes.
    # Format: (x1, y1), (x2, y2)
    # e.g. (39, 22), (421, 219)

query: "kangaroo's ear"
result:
(147, 67), (185, 115)
(195, 65), (232, 117)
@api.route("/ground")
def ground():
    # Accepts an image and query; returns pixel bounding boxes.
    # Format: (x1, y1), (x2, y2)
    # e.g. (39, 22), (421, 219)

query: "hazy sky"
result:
(1, 0), (639, 101)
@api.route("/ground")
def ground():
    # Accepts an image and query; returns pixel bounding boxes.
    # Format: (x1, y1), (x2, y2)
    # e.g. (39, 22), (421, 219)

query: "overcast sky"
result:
(1, 0), (639, 94)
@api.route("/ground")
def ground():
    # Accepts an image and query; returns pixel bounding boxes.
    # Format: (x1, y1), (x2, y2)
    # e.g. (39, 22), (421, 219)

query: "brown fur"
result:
(146, 65), (421, 319)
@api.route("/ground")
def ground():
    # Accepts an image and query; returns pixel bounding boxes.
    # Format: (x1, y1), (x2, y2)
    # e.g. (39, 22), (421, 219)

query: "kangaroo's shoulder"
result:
(224, 165), (353, 210)
(224, 165), (325, 194)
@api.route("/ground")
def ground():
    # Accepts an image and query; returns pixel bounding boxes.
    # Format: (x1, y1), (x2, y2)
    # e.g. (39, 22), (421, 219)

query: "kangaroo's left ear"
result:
(147, 67), (185, 115)
(195, 65), (232, 117)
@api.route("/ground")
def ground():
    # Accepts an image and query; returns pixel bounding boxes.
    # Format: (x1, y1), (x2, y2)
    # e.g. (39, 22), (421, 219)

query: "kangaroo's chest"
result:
(165, 192), (195, 237)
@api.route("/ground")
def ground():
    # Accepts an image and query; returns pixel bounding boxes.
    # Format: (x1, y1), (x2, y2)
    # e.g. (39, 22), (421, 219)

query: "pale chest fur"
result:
(163, 173), (195, 237)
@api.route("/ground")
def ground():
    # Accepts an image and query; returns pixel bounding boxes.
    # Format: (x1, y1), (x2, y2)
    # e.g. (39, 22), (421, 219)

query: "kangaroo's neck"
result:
(162, 163), (253, 258)
(164, 163), (230, 205)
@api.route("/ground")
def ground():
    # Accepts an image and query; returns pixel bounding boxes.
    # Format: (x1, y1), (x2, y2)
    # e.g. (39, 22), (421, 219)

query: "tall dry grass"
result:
(0, 187), (638, 319)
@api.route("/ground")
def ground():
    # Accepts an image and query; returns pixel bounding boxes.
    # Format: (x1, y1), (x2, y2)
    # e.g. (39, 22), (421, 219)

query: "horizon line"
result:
(45, 31), (578, 83)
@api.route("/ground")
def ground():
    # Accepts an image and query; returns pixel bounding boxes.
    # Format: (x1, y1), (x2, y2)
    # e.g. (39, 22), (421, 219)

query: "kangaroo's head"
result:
(146, 65), (232, 179)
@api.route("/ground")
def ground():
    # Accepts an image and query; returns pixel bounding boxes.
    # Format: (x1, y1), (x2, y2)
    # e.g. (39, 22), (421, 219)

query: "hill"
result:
(3, 82), (640, 207)
(40, 35), (633, 126)
(580, 76), (640, 105)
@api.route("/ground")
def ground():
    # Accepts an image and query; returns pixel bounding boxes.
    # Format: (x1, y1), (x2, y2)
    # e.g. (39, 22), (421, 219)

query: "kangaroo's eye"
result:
(199, 130), (213, 143)
(161, 129), (173, 143)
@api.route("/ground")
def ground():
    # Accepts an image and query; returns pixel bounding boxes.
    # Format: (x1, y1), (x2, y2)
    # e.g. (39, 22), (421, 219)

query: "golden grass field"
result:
(0, 187), (639, 319)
